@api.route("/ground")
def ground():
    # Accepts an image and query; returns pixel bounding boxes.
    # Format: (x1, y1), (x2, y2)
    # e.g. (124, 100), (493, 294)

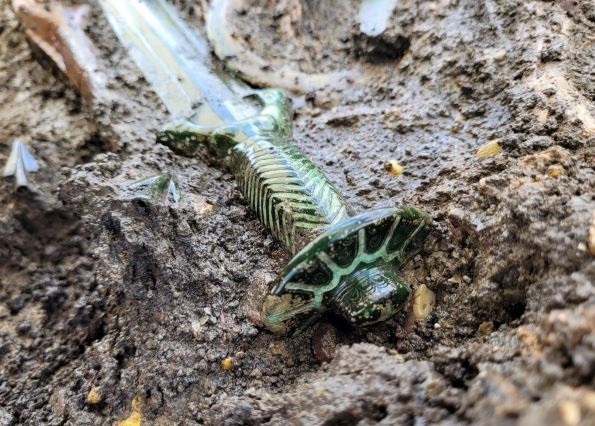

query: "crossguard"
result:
(262, 206), (432, 333)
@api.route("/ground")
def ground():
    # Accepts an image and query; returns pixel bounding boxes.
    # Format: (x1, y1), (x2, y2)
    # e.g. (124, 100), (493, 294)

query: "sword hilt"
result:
(157, 89), (432, 333)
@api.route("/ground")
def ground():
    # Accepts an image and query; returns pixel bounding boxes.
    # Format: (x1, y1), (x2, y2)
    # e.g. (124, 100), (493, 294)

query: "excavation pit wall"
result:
(0, 0), (593, 424)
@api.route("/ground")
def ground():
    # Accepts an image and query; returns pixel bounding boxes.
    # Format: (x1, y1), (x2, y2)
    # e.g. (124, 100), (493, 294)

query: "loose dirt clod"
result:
(311, 322), (338, 364)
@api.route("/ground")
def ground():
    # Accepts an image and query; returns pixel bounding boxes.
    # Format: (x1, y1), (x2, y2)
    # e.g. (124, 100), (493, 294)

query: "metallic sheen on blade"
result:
(98, 0), (250, 121)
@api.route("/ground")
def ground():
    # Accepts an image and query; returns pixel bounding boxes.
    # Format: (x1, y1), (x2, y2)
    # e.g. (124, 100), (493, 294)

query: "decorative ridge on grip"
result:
(159, 89), (354, 255)
(158, 88), (432, 334)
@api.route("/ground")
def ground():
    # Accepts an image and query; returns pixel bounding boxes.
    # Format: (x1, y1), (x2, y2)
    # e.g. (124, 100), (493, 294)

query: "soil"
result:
(1, 0), (594, 425)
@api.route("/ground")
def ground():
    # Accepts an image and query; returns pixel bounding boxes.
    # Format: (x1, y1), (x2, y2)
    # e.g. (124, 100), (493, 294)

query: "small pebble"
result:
(477, 321), (494, 336)
(547, 164), (564, 178)
(220, 357), (234, 370)
(476, 139), (502, 158)
(384, 159), (404, 175)
(86, 386), (102, 405)
(493, 50), (507, 62)
(412, 284), (436, 319)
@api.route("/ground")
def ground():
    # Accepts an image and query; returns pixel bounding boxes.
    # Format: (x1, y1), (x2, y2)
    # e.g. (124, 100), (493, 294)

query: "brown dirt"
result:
(0, 0), (594, 424)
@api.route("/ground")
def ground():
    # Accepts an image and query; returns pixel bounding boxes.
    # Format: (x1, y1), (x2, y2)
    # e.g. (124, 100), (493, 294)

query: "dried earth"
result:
(0, 0), (594, 425)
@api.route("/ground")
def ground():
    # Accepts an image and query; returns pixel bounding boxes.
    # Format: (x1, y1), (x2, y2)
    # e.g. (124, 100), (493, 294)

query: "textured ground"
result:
(0, 0), (594, 424)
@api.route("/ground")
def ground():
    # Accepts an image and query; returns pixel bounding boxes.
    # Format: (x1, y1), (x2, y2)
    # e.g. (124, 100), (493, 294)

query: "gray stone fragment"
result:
(3, 139), (39, 188)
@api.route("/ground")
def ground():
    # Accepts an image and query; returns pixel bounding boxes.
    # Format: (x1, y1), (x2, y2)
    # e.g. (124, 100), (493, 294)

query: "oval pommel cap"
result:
(328, 263), (411, 326)
(261, 205), (432, 334)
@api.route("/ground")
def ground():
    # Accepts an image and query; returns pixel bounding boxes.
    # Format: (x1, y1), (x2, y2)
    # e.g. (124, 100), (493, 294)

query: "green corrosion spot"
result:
(129, 173), (180, 205)
(157, 89), (432, 333)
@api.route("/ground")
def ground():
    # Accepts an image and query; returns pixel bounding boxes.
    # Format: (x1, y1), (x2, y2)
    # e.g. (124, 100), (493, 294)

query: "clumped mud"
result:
(1, 0), (594, 424)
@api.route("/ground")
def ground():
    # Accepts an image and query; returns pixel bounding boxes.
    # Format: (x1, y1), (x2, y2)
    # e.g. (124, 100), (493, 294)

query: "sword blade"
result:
(98, 0), (251, 122)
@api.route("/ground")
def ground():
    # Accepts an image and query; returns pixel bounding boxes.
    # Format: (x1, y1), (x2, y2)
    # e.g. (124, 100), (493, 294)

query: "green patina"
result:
(129, 173), (180, 205)
(157, 88), (432, 333)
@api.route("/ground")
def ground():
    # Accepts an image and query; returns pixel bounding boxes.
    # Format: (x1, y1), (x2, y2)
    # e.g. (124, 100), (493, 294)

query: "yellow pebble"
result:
(476, 139), (502, 158)
(384, 160), (404, 175)
(558, 400), (581, 426)
(412, 284), (436, 320)
(118, 396), (142, 426)
(86, 386), (102, 405)
(221, 357), (234, 370)
(547, 164), (564, 178)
